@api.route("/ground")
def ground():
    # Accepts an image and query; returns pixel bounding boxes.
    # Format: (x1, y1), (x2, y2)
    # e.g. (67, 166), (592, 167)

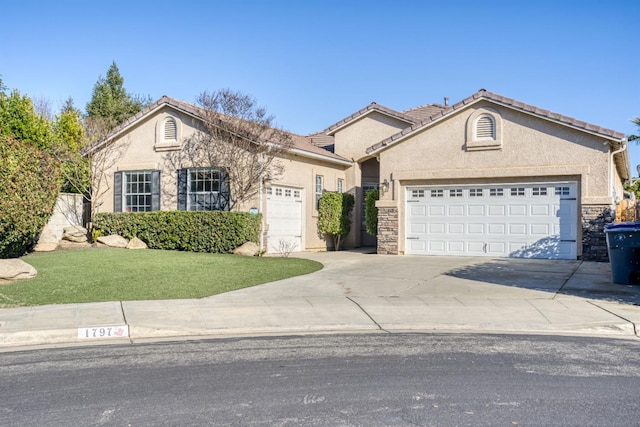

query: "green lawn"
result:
(0, 249), (323, 307)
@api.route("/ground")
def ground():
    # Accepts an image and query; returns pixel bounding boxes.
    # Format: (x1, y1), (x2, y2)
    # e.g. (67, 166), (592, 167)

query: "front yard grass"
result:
(0, 249), (323, 307)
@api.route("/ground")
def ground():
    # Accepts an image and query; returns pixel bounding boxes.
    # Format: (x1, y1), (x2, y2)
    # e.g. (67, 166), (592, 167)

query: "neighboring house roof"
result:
(87, 96), (351, 166)
(366, 89), (626, 155)
(323, 102), (419, 136)
(403, 104), (447, 121)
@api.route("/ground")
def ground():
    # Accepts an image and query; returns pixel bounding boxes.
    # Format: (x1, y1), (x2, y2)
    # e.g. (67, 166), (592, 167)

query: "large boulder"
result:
(34, 225), (58, 252)
(126, 237), (148, 250)
(63, 225), (88, 243)
(232, 241), (259, 256)
(97, 234), (129, 248)
(0, 259), (37, 281)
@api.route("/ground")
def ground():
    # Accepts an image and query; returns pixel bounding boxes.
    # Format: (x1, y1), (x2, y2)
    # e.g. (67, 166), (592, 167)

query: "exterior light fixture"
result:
(381, 179), (389, 193)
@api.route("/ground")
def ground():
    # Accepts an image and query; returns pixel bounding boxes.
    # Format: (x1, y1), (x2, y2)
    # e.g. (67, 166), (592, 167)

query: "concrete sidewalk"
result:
(2, 251), (640, 349)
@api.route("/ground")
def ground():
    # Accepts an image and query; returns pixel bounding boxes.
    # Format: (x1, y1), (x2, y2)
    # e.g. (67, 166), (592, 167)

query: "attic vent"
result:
(475, 115), (495, 140)
(164, 118), (177, 141)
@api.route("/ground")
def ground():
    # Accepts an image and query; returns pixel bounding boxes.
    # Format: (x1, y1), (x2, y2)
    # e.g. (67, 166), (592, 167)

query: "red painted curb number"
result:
(77, 326), (128, 339)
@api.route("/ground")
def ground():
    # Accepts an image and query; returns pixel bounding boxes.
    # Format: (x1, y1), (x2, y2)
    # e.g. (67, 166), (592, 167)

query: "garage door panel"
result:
(509, 224), (527, 235)
(429, 240), (446, 252)
(468, 205), (485, 216)
(448, 241), (465, 252)
(410, 206), (426, 216)
(468, 223), (484, 234)
(531, 205), (550, 216)
(448, 223), (464, 234)
(488, 205), (506, 216)
(530, 224), (550, 235)
(487, 242), (506, 254)
(509, 205), (527, 215)
(405, 182), (577, 259)
(448, 205), (465, 216)
(409, 223), (426, 234)
(267, 186), (302, 254)
(429, 223), (446, 234)
(488, 224), (505, 235)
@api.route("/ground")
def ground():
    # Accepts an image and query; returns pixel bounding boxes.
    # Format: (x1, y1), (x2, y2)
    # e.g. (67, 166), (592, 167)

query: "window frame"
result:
(315, 175), (324, 209)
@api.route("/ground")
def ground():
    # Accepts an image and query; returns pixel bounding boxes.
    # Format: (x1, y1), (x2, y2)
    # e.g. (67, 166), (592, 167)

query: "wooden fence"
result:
(615, 199), (640, 222)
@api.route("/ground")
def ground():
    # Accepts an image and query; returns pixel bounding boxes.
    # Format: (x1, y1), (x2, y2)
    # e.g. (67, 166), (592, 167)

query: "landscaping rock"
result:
(63, 225), (88, 243)
(233, 241), (259, 256)
(34, 225), (59, 252)
(0, 259), (37, 280)
(97, 234), (129, 248)
(58, 240), (93, 250)
(126, 237), (148, 250)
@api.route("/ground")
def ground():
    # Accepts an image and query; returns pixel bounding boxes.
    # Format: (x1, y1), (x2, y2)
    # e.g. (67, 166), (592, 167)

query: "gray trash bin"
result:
(605, 222), (640, 285)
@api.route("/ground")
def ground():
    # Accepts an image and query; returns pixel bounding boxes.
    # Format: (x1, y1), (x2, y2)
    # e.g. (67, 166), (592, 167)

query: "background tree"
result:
(173, 88), (294, 211)
(52, 98), (90, 193)
(317, 192), (355, 251)
(0, 86), (54, 151)
(85, 61), (150, 129)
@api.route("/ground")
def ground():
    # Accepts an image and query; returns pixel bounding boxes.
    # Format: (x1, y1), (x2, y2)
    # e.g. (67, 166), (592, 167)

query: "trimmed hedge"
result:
(364, 188), (379, 235)
(0, 135), (61, 258)
(93, 211), (261, 253)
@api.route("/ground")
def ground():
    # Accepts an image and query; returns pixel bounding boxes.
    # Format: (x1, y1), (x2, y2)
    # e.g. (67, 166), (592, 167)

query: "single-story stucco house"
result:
(90, 89), (630, 261)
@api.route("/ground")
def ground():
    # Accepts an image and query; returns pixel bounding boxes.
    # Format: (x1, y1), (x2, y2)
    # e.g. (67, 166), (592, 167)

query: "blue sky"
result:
(2, 1), (639, 171)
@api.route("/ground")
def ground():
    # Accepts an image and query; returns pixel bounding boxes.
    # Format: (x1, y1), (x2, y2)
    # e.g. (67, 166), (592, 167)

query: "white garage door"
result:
(405, 182), (578, 259)
(267, 186), (303, 254)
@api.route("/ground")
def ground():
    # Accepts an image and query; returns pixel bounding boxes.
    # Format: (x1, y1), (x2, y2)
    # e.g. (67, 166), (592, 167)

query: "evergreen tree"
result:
(86, 61), (149, 128)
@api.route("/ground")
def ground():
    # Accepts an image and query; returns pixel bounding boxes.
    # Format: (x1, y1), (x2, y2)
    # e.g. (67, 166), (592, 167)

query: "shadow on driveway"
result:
(445, 258), (640, 306)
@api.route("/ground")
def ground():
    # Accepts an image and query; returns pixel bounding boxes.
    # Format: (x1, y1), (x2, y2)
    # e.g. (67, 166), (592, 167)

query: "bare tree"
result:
(178, 89), (294, 211)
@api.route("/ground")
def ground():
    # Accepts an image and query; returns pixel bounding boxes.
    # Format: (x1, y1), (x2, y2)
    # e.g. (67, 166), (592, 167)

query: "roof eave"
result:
(288, 147), (352, 166)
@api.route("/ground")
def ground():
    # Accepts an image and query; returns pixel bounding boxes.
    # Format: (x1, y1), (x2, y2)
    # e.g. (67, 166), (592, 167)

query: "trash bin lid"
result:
(605, 222), (640, 232)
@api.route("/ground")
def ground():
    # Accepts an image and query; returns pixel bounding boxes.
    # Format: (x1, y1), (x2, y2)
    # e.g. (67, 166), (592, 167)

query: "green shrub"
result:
(0, 135), (61, 258)
(93, 211), (261, 253)
(317, 192), (355, 251)
(364, 188), (379, 235)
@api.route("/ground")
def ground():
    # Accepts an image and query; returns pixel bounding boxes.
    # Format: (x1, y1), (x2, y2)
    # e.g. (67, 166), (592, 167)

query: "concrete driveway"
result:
(3, 250), (640, 349)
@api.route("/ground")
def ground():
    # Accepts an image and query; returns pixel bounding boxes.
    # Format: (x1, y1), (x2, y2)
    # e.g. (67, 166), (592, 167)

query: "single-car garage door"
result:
(405, 182), (577, 259)
(267, 185), (303, 254)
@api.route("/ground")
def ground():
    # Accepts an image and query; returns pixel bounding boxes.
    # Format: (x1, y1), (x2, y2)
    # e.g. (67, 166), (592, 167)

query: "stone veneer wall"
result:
(377, 207), (398, 255)
(581, 205), (613, 262)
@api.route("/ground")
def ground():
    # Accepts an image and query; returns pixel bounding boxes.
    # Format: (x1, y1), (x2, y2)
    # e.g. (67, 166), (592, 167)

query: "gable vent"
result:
(164, 118), (177, 140)
(475, 115), (495, 139)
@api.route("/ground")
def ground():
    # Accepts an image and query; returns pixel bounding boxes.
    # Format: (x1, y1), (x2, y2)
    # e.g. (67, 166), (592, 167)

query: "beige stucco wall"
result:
(267, 153), (348, 251)
(330, 112), (404, 246)
(95, 105), (347, 251)
(97, 106), (204, 213)
(374, 101), (621, 255)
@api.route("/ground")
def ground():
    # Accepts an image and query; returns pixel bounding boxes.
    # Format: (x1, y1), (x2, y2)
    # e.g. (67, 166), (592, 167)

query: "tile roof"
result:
(323, 102), (418, 135)
(403, 104), (447, 121)
(366, 89), (625, 154)
(88, 96), (351, 165)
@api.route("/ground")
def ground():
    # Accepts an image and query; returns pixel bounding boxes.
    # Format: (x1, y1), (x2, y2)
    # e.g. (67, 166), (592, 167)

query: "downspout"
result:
(610, 137), (628, 207)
